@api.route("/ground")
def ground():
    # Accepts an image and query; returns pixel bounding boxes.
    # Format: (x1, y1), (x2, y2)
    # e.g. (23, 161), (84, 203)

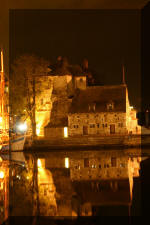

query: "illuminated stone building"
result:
(43, 72), (140, 138)
(35, 76), (53, 136)
(44, 74), (87, 138)
(33, 57), (139, 138)
(68, 83), (140, 136)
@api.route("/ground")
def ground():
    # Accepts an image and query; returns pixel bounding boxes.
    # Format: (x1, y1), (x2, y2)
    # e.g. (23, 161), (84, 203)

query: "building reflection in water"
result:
(0, 149), (142, 221)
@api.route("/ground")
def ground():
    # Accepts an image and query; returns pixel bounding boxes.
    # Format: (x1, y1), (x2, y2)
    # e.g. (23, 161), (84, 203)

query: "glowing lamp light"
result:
(65, 157), (69, 168)
(129, 106), (133, 110)
(0, 117), (2, 123)
(0, 171), (4, 179)
(18, 123), (27, 132)
(64, 127), (68, 138)
(36, 128), (40, 136)
(37, 159), (42, 168)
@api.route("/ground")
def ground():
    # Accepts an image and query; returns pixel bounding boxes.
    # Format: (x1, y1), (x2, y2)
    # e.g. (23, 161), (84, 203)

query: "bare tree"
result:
(10, 54), (50, 137)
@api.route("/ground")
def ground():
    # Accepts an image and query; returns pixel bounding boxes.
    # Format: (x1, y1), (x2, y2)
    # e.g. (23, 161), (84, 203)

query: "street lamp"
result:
(17, 122), (27, 132)
(0, 171), (4, 179)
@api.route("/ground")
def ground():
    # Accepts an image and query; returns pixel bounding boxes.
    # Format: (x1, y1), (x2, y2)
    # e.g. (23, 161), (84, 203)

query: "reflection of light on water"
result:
(65, 157), (69, 168)
(64, 127), (68, 138)
(37, 159), (57, 216)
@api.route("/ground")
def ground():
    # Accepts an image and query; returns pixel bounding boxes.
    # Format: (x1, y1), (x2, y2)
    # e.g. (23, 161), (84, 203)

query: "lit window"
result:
(37, 159), (42, 168)
(109, 104), (112, 110)
(5, 86), (9, 92)
(65, 157), (69, 168)
(64, 127), (68, 137)
(107, 102), (114, 110)
(91, 164), (96, 168)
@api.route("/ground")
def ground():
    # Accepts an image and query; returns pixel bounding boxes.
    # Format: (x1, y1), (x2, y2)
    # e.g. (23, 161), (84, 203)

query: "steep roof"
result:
(69, 85), (127, 113)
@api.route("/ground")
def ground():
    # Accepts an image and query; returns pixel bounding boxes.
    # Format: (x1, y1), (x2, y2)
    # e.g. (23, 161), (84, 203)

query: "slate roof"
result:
(69, 85), (127, 113)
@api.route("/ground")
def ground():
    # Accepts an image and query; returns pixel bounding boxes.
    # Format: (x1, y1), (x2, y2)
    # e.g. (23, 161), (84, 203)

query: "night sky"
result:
(0, 1), (149, 111)
(9, 9), (141, 109)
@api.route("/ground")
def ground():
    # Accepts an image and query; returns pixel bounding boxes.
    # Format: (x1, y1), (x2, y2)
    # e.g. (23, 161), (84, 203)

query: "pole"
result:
(32, 77), (36, 138)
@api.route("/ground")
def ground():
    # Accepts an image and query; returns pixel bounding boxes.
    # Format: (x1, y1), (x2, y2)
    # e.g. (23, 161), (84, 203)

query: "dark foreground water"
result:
(0, 148), (149, 224)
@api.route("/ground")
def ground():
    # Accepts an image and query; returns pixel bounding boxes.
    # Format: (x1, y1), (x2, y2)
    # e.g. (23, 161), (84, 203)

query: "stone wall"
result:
(44, 127), (64, 138)
(35, 76), (53, 136)
(49, 75), (73, 128)
(68, 112), (127, 136)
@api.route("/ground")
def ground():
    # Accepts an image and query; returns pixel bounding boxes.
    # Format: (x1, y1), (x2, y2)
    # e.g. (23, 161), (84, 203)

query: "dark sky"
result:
(0, 0), (149, 111)
(10, 9), (141, 109)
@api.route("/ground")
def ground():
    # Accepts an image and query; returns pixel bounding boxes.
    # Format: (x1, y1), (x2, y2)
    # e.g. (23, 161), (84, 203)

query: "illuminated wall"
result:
(35, 76), (53, 136)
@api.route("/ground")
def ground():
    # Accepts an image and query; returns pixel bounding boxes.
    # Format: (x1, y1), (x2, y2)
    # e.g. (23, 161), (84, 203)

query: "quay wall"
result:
(27, 135), (143, 150)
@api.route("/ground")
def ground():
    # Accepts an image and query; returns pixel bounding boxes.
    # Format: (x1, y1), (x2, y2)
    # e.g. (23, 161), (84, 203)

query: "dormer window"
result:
(107, 101), (114, 111)
(88, 103), (96, 111)
(93, 103), (96, 111)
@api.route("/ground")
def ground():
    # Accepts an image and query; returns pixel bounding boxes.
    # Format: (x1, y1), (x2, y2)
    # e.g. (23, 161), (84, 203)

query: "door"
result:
(110, 124), (115, 134)
(83, 126), (88, 135)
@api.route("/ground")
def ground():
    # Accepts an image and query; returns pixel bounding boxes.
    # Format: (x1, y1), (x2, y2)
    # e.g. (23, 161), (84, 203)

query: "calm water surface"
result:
(0, 148), (149, 224)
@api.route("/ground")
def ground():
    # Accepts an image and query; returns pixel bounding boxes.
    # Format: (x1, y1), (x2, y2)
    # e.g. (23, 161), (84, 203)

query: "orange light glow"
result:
(65, 157), (69, 168)
(36, 128), (40, 136)
(1, 51), (4, 72)
(37, 159), (42, 168)
(0, 171), (4, 179)
(64, 127), (68, 138)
